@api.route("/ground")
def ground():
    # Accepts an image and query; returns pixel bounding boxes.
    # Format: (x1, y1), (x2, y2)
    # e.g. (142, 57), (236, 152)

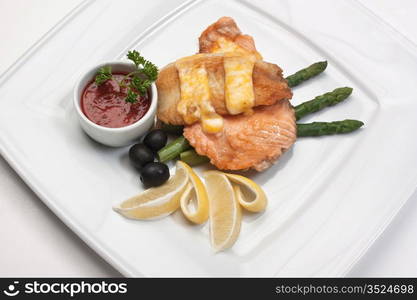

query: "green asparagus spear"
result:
(180, 149), (210, 166)
(294, 87), (353, 121)
(160, 123), (184, 135)
(286, 61), (328, 87)
(296, 120), (364, 137)
(158, 136), (191, 162)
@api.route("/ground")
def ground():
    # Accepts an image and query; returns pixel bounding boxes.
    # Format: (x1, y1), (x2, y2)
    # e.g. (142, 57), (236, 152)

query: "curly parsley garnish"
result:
(95, 50), (158, 103)
(95, 65), (112, 86)
(126, 51), (158, 81)
(125, 90), (139, 104)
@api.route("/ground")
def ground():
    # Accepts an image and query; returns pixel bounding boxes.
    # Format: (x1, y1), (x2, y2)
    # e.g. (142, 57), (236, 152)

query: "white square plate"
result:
(1, 0), (417, 276)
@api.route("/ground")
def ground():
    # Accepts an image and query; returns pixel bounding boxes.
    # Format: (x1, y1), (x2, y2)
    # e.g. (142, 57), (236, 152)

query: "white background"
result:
(0, 0), (416, 277)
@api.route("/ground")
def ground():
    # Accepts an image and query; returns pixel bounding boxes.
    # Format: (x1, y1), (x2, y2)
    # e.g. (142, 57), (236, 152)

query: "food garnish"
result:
(126, 50), (158, 83)
(143, 129), (168, 152)
(285, 61), (328, 87)
(224, 173), (267, 213)
(178, 161), (209, 224)
(115, 159), (267, 250)
(95, 50), (158, 103)
(94, 65), (112, 86)
(204, 171), (242, 252)
(129, 143), (155, 169)
(113, 161), (188, 219)
(157, 136), (191, 163)
(297, 120), (364, 137)
(140, 162), (170, 187)
(128, 130), (170, 187)
(294, 87), (353, 120)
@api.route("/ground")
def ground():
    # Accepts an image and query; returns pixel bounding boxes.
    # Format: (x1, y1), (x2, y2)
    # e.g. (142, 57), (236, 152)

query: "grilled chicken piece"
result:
(199, 16), (262, 59)
(156, 54), (292, 125)
(183, 100), (296, 171)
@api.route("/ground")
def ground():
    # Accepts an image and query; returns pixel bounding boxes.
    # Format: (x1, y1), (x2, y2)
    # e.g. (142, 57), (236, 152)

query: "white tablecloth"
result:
(0, 0), (416, 277)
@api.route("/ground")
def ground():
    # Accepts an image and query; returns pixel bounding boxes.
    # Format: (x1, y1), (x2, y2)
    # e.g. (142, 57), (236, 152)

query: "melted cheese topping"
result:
(175, 50), (258, 133)
(224, 56), (255, 115)
(210, 37), (258, 115)
(201, 112), (224, 133)
(175, 55), (224, 133)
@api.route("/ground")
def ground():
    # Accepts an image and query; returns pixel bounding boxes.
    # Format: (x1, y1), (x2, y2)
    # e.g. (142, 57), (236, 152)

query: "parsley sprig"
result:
(95, 65), (112, 86)
(126, 51), (158, 81)
(95, 50), (158, 103)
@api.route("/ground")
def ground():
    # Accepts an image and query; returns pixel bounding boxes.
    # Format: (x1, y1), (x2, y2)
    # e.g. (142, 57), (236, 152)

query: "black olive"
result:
(129, 144), (154, 169)
(140, 162), (170, 187)
(143, 129), (168, 152)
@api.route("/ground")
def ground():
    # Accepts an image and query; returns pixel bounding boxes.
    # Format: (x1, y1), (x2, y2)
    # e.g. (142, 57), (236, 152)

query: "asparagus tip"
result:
(333, 86), (353, 97)
(348, 119), (364, 127)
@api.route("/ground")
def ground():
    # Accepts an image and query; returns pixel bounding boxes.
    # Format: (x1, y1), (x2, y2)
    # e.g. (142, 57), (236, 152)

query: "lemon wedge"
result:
(204, 171), (242, 252)
(178, 161), (209, 224)
(224, 173), (267, 212)
(113, 161), (189, 220)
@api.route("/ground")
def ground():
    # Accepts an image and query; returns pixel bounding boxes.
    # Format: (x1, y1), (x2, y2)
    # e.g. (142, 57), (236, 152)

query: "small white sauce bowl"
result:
(73, 61), (157, 147)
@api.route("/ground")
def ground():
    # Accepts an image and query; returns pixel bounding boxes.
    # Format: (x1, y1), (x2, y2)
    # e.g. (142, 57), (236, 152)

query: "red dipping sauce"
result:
(81, 73), (151, 128)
